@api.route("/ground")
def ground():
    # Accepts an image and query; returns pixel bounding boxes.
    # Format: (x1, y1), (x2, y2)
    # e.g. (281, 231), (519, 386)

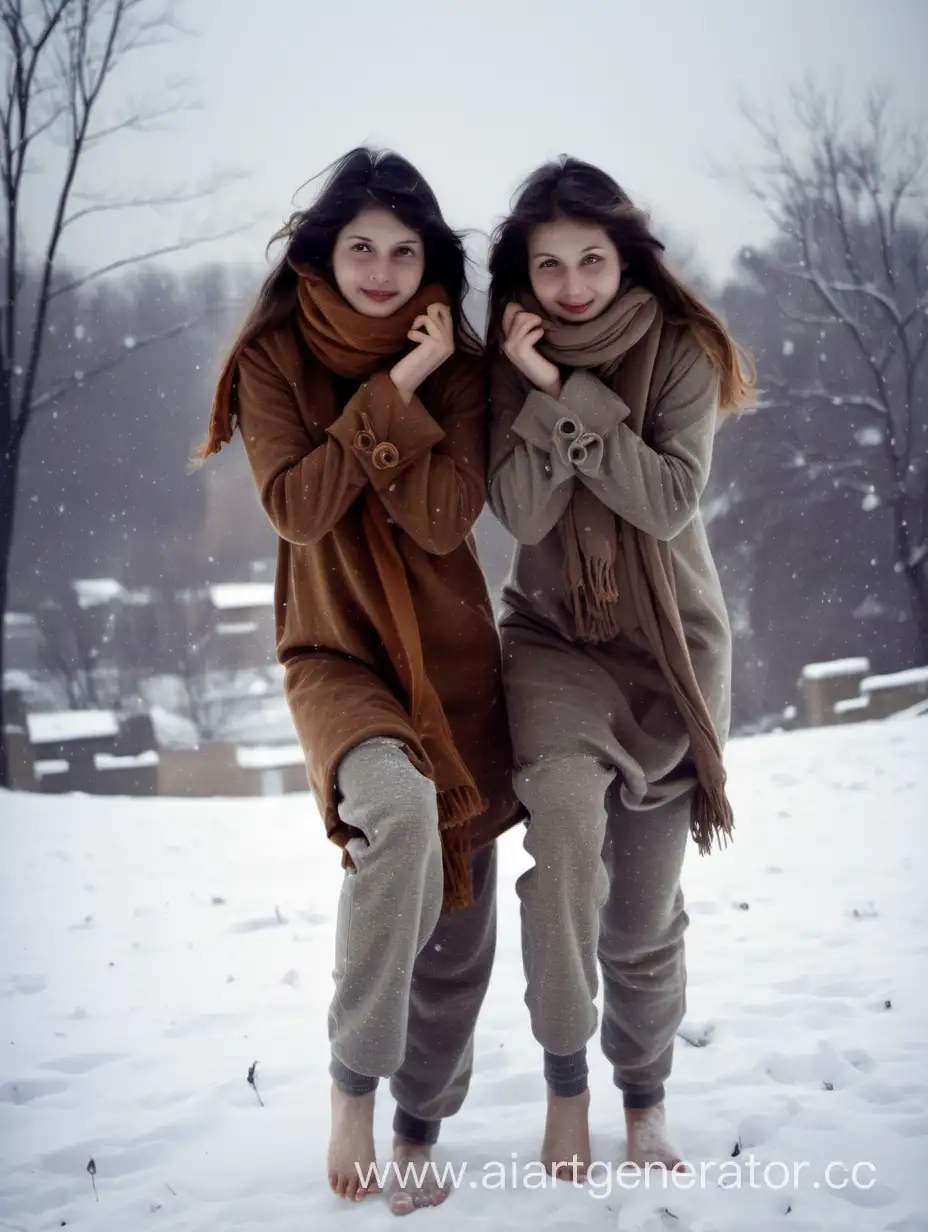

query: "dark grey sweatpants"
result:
(515, 754), (690, 1105)
(328, 737), (497, 1125)
(502, 617), (698, 1107)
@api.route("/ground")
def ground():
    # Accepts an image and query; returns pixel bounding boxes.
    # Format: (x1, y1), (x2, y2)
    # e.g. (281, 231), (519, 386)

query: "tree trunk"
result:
(0, 437), (20, 787)
(904, 558), (928, 664)
(894, 491), (928, 664)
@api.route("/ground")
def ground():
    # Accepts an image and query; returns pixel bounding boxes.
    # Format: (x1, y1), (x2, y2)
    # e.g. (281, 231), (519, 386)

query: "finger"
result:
(502, 302), (522, 333)
(428, 303), (454, 340)
(524, 325), (545, 348)
(417, 316), (444, 342)
(512, 315), (543, 345)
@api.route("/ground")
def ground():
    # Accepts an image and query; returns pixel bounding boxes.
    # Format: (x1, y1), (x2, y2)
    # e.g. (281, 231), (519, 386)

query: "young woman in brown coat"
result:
(198, 148), (519, 1214)
(486, 158), (753, 1179)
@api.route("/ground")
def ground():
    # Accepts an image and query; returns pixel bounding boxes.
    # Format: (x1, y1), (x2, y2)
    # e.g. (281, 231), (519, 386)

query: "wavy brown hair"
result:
(194, 146), (480, 462)
(487, 157), (754, 412)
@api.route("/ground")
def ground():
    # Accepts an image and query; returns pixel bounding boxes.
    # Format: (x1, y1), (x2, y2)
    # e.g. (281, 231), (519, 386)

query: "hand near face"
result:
(501, 302), (561, 397)
(390, 303), (455, 403)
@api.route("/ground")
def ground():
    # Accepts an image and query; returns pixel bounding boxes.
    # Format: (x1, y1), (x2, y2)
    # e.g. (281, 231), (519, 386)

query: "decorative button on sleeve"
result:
(371, 441), (400, 470)
(555, 416), (580, 441)
(353, 413), (377, 453)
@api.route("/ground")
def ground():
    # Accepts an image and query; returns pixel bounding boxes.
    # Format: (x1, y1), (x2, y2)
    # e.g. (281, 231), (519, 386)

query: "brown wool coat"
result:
(235, 326), (521, 882)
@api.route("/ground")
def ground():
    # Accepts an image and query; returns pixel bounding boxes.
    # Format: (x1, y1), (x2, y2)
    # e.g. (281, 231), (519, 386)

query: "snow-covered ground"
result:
(1, 718), (926, 1231)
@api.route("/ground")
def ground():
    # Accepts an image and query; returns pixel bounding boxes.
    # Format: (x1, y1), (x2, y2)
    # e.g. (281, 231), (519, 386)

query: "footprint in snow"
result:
(228, 912), (289, 933)
(39, 1052), (126, 1075)
(0, 1077), (69, 1104)
(1, 975), (47, 998)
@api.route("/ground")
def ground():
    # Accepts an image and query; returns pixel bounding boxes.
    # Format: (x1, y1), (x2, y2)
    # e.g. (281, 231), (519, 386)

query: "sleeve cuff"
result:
(511, 389), (580, 450)
(560, 369), (632, 436)
(327, 371), (445, 491)
(565, 431), (604, 473)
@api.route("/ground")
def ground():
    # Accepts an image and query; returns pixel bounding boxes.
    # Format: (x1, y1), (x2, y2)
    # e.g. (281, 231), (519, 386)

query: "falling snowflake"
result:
(123, 335), (136, 350)
(854, 427), (882, 447)
(862, 492), (881, 512)
(782, 339), (795, 356)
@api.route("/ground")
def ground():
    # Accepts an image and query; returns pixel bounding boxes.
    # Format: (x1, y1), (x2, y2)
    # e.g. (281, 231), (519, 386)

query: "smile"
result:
(361, 289), (398, 303)
(557, 300), (594, 315)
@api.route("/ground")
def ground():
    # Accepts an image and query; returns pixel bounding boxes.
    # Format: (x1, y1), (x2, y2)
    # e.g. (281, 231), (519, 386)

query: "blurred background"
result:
(2, 0), (926, 796)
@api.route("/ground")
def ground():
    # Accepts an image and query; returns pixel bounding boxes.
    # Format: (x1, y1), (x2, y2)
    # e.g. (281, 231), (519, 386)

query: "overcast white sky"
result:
(39, 0), (928, 288)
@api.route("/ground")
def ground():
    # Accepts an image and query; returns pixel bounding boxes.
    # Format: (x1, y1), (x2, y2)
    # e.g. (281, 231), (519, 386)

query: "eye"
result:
(582, 253), (603, 265)
(537, 258), (558, 270)
(395, 246), (417, 258)
(350, 242), (372, 253)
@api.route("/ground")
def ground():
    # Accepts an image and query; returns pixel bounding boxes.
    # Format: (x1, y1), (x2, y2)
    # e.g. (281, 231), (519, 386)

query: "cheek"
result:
(529, 268), (560, 307)
(332, 250), (363, 289)
(592, 263), (621, 296)
(398, 259), (425, 294)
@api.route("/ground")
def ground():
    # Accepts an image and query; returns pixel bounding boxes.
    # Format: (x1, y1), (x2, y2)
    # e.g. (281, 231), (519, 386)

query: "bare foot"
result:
(542, 1087), (592, 1180)
(327, 1084), (380, 1202)
(384, 1136), (449, 1216)
(623, 1102), (689, 1174)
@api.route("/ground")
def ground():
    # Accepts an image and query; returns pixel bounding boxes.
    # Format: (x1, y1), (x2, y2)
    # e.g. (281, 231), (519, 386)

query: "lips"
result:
(361, 289), (398, 303)
(558, 300), (594, 315)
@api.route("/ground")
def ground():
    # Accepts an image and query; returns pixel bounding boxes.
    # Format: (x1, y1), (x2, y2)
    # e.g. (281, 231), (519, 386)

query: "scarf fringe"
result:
(571, 557), (623, 644)
(440, 824), (475, 913)
(690, 778), (735, 856)
(438, 784), (486, 913)
(437, 784), (488, 830)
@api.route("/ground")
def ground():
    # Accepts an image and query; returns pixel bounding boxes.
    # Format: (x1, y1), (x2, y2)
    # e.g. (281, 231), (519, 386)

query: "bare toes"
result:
(389, 1191), (416, 1216)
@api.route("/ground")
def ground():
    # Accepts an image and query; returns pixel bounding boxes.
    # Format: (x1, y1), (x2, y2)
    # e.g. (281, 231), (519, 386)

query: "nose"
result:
(370, 263), (390, 285)
(563, 268), (584, 299)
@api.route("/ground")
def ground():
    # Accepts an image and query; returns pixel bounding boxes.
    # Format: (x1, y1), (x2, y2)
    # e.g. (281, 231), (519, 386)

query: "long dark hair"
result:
(195, 147), (479, 460)
(487, 156), (754, 411)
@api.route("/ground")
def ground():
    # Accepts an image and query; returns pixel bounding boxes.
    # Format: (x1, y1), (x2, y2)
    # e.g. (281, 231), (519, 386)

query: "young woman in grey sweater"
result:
(486, 157), (753, 1177)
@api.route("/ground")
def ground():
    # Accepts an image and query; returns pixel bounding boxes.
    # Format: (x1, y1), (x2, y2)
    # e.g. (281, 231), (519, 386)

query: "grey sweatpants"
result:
(328, 737), (497, 1125)
(516, 754), (691, 1105)
(500, 613), (700, 1107)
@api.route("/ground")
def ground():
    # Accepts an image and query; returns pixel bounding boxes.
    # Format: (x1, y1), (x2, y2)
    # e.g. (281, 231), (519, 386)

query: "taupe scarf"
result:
(524, 285), (733, 854)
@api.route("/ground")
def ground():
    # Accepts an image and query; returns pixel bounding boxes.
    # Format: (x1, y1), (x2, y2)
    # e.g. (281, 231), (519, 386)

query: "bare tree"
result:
(730, 82), (928, 657)
(149, 586), (277, 744)
(0, 0), (240, 783)
(35, 588), (109, 708)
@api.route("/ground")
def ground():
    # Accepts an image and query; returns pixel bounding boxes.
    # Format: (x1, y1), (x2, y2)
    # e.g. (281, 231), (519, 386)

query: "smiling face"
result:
(331, 206), (426, 317)
(527, 218), (622, 323)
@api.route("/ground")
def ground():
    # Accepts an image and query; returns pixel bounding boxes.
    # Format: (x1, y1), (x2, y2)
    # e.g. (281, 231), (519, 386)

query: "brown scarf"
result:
(524, 285), (733, 855)
(208, 266), (486, 907)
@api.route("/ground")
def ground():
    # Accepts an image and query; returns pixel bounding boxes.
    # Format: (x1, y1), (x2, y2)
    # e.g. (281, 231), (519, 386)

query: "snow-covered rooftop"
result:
(862, 666), (928, 693)
(208, 583), (274, 611)
(800, 657), (871, 681)
(215, 621), (260, 636)
(26, 709), (119, 744)
(235, 744), (304, 770)
(73, 578), (125, 608)
(834, 696), (870, 715)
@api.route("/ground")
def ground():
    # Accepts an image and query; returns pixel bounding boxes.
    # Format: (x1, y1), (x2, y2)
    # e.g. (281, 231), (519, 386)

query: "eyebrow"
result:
(533, 245), (606, 259)
(347, 234), (421, 246)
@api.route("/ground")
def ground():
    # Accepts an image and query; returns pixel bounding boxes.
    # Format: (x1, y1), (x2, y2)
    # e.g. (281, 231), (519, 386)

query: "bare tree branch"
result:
(48, 224), (248, 298)
(29, 300), (237, 413)
(62, 175), (244, 229)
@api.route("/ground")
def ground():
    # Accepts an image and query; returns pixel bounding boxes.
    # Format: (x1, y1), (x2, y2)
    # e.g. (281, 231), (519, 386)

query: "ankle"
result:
(544, 1047), (589, 1099)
